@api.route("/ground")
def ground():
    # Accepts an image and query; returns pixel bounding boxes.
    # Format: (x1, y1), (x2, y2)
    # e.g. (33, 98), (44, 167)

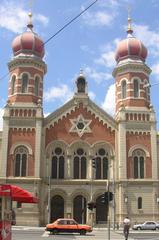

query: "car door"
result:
(145, 222), (155, 230)
(56, 220), (67, 232)
(67, 220), (78, 233)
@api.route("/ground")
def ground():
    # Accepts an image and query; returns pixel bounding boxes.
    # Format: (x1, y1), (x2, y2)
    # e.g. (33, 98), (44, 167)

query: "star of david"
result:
(69, 114), (92, 137)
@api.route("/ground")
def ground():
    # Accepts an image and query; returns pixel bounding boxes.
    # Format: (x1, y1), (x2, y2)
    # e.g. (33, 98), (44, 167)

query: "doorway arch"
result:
(96, 195), (108, 224)
(73, 195), (86, 224)
(50, 195), (64, 222)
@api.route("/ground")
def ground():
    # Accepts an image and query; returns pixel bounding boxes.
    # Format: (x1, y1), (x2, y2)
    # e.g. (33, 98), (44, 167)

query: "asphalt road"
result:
(11, 228), (159, 240)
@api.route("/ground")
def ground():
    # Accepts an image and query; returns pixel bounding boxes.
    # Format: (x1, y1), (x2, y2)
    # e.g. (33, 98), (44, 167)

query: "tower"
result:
(1, 12), (47, 186)
(113, 13), (158, 221)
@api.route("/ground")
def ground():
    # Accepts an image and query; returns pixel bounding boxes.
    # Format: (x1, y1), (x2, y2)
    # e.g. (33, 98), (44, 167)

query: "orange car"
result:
(45, 218), (92, 235)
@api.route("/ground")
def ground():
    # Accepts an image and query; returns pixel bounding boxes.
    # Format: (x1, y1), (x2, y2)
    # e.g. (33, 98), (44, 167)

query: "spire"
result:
(27, 0), (34, 31)
(27, 12), (33, 31)
(127, 5), (133, 35)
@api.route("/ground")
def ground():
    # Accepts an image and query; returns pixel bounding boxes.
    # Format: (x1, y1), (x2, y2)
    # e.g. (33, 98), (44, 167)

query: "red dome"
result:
(12, 31), (45, 58)
(115, 36), (147, 62)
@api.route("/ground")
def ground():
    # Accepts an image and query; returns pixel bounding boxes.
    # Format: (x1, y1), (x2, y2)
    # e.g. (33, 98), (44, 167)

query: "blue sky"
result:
(0, 0), (159, 130)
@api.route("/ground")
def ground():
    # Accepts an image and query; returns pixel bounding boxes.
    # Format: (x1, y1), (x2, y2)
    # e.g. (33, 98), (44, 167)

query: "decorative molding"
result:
(113, 62), (151, 77)
(69, 114), (92, 137)
(44, 97), (117, 132)
(128, 144), (150, 157)
(10, 141), (33, 155)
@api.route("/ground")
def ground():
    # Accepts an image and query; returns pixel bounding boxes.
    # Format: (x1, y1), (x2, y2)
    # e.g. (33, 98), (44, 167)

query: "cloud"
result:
(0, 109), (4, 130)
(82, 10), (116, 27)
(84, 67), (112, 84)
(88, 91), (96, 100)
(94, 38), (120, 68)
(134, 24), (159, 57)
(44, 84), (73, 103)
(151, 63), (159, 81)
(95, 51), (116, 68)
(81, 0), (121, 27)
(0, 1), (49, 33)
(101, 84), (115, 116)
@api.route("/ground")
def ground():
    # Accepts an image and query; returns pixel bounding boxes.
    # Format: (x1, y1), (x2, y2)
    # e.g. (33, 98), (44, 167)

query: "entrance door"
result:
(51, 195), (64, 222)
(73, 195), (86, 224)
(96, 195), (108, 224)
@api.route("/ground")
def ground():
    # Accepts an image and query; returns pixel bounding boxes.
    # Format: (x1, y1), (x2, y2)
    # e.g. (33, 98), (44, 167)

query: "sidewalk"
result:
(93, 228), (134, 240)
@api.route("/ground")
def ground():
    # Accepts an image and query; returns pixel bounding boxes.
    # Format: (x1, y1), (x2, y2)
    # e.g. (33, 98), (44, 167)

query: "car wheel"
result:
(137, 227), (141, 230)
(52, 229), (58, 235)
(80, 230), (86, 235)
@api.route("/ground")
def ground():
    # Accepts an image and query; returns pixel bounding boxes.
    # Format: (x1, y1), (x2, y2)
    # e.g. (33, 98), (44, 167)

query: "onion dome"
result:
(115, 14), (147, 62)
(12, 12), (45, 58)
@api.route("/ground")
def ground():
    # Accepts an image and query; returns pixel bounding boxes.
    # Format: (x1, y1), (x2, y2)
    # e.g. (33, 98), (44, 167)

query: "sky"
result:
(0, 0), (159, 130)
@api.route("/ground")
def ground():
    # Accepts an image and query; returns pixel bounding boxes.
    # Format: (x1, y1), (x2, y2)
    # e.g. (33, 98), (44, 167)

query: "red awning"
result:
(1, 184), (38, 203)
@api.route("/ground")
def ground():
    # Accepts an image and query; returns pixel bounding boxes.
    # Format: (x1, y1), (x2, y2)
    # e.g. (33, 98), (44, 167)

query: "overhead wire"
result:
(0, 0), (98, 82)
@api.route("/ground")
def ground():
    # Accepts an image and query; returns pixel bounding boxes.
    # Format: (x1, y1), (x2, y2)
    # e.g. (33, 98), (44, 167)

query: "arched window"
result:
(11, 75), (16, 95)
(14, 146), (28, 177)
(133, 149), (145, 179)
(138, 197), (142, 209)
(121, 80), (126, 99)
(73, 148), (86, 179)
(134, 79), (139, 98)
(34, 76), (39, 96)
(51, 147), (64, 179)
(145, 84), (150, 101)
(95, 148), (108, 179)
(22, 73), (28, 93)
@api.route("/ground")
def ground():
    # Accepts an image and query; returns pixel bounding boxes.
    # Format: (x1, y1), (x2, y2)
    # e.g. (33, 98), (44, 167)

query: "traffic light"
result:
(92, 158), (96, 169)
(87, 202), (96, 210)
(101, 192), (113, 204)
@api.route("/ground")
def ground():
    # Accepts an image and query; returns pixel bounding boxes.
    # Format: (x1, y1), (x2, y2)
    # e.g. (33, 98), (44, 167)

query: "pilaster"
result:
(150, 108), (158, 179)
(116, 110), (127, 180)
(35, 106), (43, 177)
(0, 106), (10, 177)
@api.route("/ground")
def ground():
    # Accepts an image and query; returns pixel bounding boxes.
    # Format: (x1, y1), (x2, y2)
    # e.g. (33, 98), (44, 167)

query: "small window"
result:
(121, 80), (126, 99)
(11, 76), (16, 95)
(34, 76), (39, 96)
(22, 74), (28, 93)
(134, 79), (139, 98)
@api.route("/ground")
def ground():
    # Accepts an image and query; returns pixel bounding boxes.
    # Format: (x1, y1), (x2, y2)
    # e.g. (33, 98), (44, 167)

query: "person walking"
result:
(123, 217), (130, 240)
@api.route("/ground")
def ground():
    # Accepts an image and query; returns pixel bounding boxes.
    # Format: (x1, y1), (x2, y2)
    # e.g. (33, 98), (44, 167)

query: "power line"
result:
(0, 0), (98, 82)
(43, 0), (98, 46)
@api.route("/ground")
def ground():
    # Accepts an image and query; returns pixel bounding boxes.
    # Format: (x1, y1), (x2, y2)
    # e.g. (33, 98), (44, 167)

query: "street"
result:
(11, 227), (159, 240)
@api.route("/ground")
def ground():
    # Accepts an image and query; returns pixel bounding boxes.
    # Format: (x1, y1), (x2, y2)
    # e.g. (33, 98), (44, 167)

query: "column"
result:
(118, 121), (126, 179)
(35, 107), (43, 177)
(151, 123), (158, 179)
(0, 107), (9, 177)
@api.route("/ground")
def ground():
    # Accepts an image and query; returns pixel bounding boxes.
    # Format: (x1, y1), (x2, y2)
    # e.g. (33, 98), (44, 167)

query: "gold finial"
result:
(127, 5), (133, 34)
(27, 0), (34, 31)
(80, 69), (84, 76)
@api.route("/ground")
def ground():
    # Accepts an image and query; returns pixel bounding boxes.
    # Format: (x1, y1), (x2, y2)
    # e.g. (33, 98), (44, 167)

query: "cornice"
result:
(112, 61), (151, 77)
(44, 95), (117, 131)
(8, 56), (47, 74)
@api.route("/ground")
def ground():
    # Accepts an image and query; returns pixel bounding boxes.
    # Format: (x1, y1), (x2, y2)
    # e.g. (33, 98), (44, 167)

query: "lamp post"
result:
(47, 175), (51, 224)
(46, 154), (51, 224)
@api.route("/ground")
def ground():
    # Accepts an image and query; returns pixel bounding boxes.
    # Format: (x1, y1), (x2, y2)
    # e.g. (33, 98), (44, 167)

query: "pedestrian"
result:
(123, 217), (130, 240)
